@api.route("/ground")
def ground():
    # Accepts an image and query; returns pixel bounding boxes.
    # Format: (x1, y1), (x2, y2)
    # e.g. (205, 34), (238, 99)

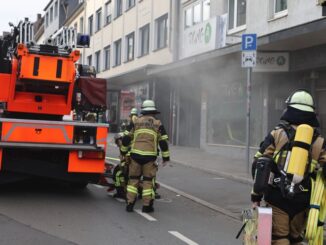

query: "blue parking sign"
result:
(242, 34), (257, 51)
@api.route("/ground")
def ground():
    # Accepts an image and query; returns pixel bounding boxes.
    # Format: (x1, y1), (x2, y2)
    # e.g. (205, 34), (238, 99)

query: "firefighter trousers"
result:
(267, 203), (306, 245)
(127, 158), (157, 206)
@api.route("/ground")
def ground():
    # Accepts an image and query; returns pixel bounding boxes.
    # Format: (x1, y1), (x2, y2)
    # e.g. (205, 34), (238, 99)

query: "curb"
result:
(171, 159), (253, 185)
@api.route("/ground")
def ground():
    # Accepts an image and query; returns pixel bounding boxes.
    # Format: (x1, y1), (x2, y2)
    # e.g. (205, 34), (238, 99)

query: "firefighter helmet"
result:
(130, 108), (138, 115)
(285, 90), (315, 112)
(141, 100), (158, 113)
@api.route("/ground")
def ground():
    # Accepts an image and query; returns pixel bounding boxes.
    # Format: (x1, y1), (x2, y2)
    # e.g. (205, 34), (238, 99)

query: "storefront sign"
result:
(253, 52), (289, 72)
(181, 14), (227, 59)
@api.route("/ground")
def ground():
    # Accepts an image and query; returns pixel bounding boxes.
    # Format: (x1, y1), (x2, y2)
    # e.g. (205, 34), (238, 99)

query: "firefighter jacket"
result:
(251, 121), (326, 217)
(121, 115), (170, 164)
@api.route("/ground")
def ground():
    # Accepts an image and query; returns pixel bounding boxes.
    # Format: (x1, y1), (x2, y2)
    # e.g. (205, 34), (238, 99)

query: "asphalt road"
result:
(0, 143), (251, 245)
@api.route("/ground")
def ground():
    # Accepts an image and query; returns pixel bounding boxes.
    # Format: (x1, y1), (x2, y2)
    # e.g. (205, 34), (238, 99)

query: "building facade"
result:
(62, 0), (176, 131)
(149, 0), (326, 161)
(38, 0), (326, 161)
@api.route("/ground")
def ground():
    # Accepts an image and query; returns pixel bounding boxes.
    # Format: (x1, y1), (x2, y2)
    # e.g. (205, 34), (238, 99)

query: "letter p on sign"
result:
(242, 34), (257, 51)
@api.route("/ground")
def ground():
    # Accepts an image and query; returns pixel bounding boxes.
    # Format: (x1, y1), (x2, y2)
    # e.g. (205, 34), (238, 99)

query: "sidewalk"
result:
(169, 145), (252, 184)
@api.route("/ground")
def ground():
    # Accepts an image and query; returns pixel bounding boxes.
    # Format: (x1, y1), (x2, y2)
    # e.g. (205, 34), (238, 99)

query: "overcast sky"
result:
(0, 0), (49, 34)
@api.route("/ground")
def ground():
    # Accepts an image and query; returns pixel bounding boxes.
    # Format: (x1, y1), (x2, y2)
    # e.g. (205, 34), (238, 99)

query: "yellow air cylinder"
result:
(286, 124), (313, 184)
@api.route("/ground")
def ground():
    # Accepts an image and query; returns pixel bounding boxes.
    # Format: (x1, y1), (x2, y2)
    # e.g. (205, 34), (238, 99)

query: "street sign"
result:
(242, 51), (256, 68)
(242, 34), (257, 51)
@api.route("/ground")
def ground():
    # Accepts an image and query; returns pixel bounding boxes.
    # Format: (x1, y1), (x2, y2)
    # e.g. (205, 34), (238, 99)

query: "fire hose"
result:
(306, 170), (325, 244)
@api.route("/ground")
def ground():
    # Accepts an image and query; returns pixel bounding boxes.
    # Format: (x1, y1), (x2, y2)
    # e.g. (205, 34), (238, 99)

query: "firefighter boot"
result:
(126, 200), (136, 212)
(113, 187), (126, 199)
(154, 191), (161, 199)
(142, 199), (154, 213)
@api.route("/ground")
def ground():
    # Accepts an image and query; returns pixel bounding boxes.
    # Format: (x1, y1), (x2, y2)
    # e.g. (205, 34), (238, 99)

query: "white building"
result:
(61, 0), (177, 131)
(149, 0), (326, 160)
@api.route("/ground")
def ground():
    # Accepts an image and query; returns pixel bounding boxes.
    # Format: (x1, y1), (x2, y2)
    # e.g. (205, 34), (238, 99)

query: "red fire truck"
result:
(0, 20), (108, 187)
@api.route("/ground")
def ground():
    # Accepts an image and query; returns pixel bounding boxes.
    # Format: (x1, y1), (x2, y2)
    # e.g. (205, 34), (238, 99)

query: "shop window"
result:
(126, 32), (134, 61)
(114, 39), (122, 66)
(228, 0), (246, 31)
(139, 24), (150, 56)
(104, 45), (111, 70)
(96, 8), (102, 32)
(155, 14), (168, 50)
(105, 1), (112, 25)
(88, 15), (93, 36)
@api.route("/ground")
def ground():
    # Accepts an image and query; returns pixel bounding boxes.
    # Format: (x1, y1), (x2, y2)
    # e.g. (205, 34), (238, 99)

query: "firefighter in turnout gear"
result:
(251, 90), (326, 245)
(112, 107), (138, 199)
(130, 108), (138, 124)
(121, 100), (170, 213)
(111, 133), (129, 199)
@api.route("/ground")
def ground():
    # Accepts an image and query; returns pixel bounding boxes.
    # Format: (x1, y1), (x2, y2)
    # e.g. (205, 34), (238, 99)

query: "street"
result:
(0, 143), (250, 245)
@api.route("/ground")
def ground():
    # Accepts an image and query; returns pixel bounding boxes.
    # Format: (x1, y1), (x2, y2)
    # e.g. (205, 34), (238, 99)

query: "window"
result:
(105, 1), (112, 25)
(45, 13), (49, 27)
(74, 22), (78, 31)
(80, 17), (84, 33)
(155, 14), (168, 50)
(228, 0), (246, 30)
(126, 32), (134, 61)
(54, 1), (58, 17)
(88, 15), (93, 36)
(193, 3), (201, 24)
(184, 8), (192, 29)
(95, 51), (101, 73)
(96, 8), (102, 32)
(184, 0), (210, 29)
(87, 55), (92, 66)
(139, 24), (150, 56)
(50, 7), (53, 22)
(126, 0), (135, 10)
(116, 0), (122, 18)
(274, 0), (287, 14)
(114, 39), (122, 66)
(104, 45), (111, 70)
(203, 0), (210, 21)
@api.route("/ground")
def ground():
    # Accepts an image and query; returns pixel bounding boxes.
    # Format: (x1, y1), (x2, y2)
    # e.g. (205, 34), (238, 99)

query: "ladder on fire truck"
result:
(17, 18), (87, 55)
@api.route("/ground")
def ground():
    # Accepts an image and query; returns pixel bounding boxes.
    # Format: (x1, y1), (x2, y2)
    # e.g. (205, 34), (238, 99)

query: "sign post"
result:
(241, 34), (257, 174)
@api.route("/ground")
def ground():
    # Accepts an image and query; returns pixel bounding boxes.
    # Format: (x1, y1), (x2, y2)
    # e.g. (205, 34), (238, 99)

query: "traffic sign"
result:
(242, 51), (256, 68)
(242, 34), (257, 51)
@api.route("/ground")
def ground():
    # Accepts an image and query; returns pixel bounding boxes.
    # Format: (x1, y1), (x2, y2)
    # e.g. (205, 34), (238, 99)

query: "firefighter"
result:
(111, 133), (128, 199)
(251, 89), (326, 245)
(130, 107), (138, 124)
(121, 100), (170, 213)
